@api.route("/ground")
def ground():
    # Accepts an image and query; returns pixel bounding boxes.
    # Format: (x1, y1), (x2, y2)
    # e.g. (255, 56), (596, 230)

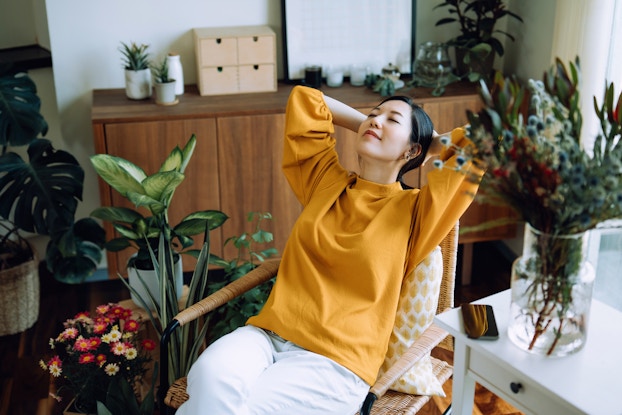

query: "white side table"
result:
(434, 289), (622, 415)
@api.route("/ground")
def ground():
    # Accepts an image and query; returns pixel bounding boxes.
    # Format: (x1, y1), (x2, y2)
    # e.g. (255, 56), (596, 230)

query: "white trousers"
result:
(175, 325), (370, 415)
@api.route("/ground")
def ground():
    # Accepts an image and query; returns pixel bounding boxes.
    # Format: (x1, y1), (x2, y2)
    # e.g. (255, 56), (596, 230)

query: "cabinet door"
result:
(101, 118), (221, 277)
(421, 97), (516, 243)
(216, 114), (301, 259)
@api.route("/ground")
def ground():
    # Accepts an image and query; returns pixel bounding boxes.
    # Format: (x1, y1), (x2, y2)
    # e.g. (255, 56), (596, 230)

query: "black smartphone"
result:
(460, 304), (499, 340)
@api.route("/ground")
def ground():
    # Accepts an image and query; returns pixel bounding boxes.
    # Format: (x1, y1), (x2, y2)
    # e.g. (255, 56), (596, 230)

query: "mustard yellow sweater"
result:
(247, 86), (482, 385)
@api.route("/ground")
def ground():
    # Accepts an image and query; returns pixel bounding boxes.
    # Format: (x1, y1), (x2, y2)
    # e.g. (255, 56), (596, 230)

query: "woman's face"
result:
(355, 100), (413, 164)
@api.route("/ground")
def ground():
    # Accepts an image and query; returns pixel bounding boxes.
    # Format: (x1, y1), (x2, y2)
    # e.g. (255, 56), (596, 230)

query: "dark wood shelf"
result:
(0, 45), (52, 72)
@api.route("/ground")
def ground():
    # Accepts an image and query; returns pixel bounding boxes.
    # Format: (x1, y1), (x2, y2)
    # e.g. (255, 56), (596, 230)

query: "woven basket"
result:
(0, 257), (40, 336)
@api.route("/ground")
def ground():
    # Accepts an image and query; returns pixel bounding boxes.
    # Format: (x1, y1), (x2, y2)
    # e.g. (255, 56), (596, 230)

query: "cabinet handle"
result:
(510, 382), (522, 393)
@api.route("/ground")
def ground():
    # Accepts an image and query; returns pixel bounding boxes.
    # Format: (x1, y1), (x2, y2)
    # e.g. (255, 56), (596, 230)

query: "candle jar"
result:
(325, 65), (344, 87)
(350, 64), (367, 86)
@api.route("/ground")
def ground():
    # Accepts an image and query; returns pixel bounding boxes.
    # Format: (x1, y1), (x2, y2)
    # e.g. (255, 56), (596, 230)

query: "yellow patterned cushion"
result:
(377, 246), (445, 396)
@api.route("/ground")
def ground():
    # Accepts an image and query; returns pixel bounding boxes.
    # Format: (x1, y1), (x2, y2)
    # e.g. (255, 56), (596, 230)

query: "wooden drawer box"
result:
(194, 25), (277, 96)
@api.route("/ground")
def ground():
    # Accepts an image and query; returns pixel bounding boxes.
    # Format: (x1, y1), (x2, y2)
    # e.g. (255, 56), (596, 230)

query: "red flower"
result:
(124, 319), (139, 332)
(87, 337), (102, 349)
(74, 311), (90, 320)
(74, 337), (91, 352)
(93, 320), (108, 334)
(95, 304), (110, 315)
(95, 354), (107, 366)
(79, 353), (96, 364)
(111, 306), (125, 319)
(141, 339), (156, 351)
(48, 355), (62, 368)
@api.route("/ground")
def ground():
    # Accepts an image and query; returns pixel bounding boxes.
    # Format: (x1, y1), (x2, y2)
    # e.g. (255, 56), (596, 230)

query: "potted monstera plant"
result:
(434, 0), (523, 82)
(0, 65), (105, 335)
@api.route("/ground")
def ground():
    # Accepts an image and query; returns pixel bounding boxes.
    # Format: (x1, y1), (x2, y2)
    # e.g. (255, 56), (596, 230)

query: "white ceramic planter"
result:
(154, 81), (178, 105)
(124, 68), (152, 100)
(128, 256), (183, 310)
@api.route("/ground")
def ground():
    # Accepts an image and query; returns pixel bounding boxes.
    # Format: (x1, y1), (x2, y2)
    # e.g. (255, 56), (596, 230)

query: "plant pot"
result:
(128, 255), (183, 310)
(508, 224), (595, 356)
(124, 68), (152, 100)
(0, 256), (39, 336)
(154, 81), (178, 105)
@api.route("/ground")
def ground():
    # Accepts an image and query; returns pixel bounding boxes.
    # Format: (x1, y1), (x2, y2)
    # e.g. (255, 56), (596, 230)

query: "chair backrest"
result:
(436, 221), (458, 350)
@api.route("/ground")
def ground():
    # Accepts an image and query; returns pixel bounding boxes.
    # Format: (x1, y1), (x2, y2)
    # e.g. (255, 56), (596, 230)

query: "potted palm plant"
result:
(434, 0), (523, 82)
(0, 65), (105, 335)
(151, 56), (177, 105)
(120, 41), (152, 100)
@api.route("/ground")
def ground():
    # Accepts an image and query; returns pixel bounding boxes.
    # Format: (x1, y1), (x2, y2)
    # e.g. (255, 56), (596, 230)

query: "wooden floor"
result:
(1, 241), (522, 415)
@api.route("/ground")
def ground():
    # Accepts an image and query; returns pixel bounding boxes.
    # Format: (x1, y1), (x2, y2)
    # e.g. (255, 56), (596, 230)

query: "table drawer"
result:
(470, 352), (578, 415)
(238, 35), (274, 64)
(197, 66), (238, 95)
(197, 37), (238, 67)
(239, 64), (276, 93)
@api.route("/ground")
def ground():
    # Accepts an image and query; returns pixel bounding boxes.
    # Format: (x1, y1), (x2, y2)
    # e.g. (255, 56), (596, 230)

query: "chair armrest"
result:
(369, 323), (449, 398)
(174, 258), (280, 326)
(159, 258), (280, 413)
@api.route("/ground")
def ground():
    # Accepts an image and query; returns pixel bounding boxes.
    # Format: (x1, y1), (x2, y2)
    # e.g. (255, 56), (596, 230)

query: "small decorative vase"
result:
(166, 53), (184, 95)
(124, 68), (152, 100)
(508, 223), (595, 356)
(412, 41), (453, 86)
(128, 255), (183, 310)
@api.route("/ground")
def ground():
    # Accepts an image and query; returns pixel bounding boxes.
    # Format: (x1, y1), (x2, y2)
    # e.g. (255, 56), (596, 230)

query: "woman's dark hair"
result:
(377, 95), (435, 188)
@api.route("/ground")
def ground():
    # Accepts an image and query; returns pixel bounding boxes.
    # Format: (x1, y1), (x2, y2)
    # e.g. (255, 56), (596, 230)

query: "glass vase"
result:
(508, 223), (595, 357)
(412, 41), (453, 86)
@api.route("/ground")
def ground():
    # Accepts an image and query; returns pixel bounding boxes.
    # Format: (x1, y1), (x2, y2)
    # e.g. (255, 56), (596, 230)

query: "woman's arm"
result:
(323, 94), (366, 132)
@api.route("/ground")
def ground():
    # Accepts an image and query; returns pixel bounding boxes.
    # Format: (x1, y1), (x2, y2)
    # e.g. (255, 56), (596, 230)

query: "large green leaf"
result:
(0, 138), (83, 234)
(174, 210), (229, 236)
(159, 145), (183, 173)
(45, 217), (106, 284)
(90, 154), (146, 197)
(0, 67), (48, 147)
(141, 170), (185, 203)
(179, 134), (197, 174)
(91, 206), (146, 223)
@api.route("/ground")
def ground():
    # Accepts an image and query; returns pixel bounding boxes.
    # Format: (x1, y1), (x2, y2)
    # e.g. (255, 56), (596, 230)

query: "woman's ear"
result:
(408, 143), (422, 159)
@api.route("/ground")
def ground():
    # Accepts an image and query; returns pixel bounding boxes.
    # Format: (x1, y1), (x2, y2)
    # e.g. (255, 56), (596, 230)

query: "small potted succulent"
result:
(434, 0), (523, 82)
(120, 41), (152, 100)
(151, 56), (177, 105)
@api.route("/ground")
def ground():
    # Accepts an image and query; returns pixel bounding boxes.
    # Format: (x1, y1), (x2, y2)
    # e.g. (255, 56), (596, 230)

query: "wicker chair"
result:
(161, 222), (458, 415)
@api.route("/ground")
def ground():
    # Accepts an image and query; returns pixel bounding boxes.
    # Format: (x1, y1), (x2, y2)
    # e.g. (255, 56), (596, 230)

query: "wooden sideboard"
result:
(92, 82), (516, 279)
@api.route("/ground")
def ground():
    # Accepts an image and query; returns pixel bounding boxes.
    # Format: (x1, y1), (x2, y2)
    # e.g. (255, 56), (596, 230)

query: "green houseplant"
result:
(120, 41), (152, 100)
(90, 134), (227, 308)
(434, 0), (523, 82)
(0, 65), (105, 284)
(90, 134), (229, 387)
(150, 56), (177, 105)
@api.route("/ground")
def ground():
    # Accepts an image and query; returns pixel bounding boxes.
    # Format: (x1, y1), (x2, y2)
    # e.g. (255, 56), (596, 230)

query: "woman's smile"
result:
(364, 129), (380, 140)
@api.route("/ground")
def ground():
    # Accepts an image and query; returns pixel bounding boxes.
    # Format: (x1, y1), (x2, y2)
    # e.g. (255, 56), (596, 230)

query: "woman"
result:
(177, 85), (482, 415)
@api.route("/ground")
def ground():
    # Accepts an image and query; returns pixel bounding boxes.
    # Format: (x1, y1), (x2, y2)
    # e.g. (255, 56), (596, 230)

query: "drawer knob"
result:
(510, 382), (522, 393)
